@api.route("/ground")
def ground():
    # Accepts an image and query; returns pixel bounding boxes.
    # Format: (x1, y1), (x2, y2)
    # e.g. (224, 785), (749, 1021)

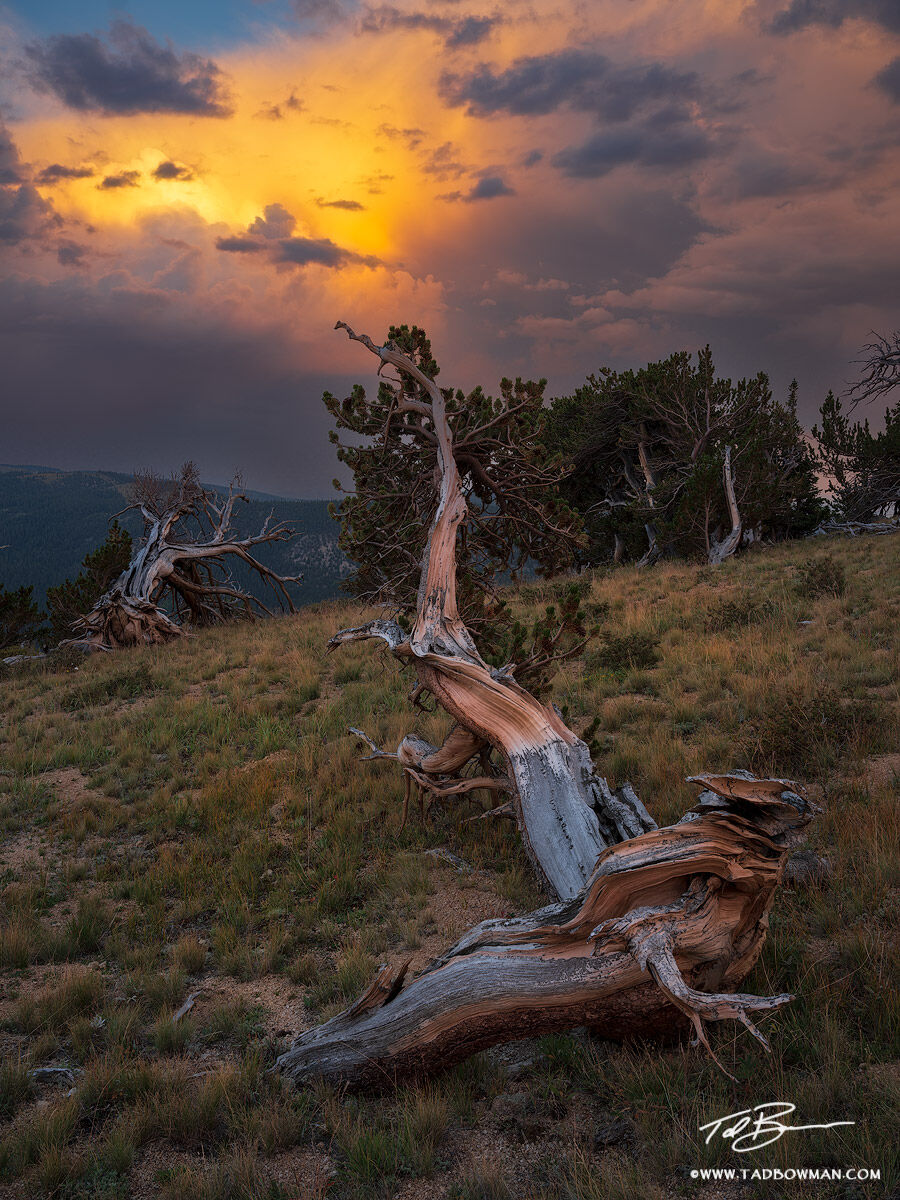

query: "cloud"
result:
(215, 235), (265, 253)
(0, 123), (26, 185)
(255, 90), (304, 120)
(712, 149), (823, 201)
(445, 16), (497, 48)
(0, 271), (355, 498)
(439, 50), (702, 121)
(57, 239), (88, 266)
(98, 170), (141, 189)
(420, 141), (468, 180)
(873, 57), (900, 103)
(316, 197), (366, 210)
(215, 204), (380, 268)
(440, 175), (515, 202)
(439, 48), (718, 180)
(359, 6), (498, 49)
(766, 0), (900, 34)
(151, 160), (194, 181)
(377, 123), (426, 148)
(248, 203), (296, 240)
(553, 123), (711, 178)
(36, 163), (96, 184)
(24, 20), (233, 117)
(0, 122), (57, 243)
(292, 0), (344, 19)
(275, 236), (356, 266)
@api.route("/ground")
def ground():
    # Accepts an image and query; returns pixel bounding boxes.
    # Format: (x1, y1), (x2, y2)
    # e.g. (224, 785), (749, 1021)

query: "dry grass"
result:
(0, 535), (897, 1199)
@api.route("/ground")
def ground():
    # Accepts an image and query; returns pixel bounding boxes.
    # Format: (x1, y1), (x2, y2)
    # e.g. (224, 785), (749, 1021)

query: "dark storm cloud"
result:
(359, 6), (499, 49)
(215, 235), (265, 252)
(215, 204), (380, 268)
(0, 273), (349, 498)
(151, 160), (194, 181)
(315, 197), (366, 210)
(439, 50), (702, 120)
(249, 203), (296, 240)
(24, 20), (233, 117)
(445, 17), (497, 49)
(36, 163), (95, 184)
(521, 149), (543, 167)
(97, 170), (141, 189)
(57, 239), (88, 266)
(552, 123), (712, 178)
(0, 180), (54, 243)
(0, 122), (57, 243)
(874, 57), (900, 103)
(276, 236), (353, 266)
(0, 123), (25, 184)
(717, 150), (824, 200)
(766, 0), (900, 34)
(442, 174), (515, 201)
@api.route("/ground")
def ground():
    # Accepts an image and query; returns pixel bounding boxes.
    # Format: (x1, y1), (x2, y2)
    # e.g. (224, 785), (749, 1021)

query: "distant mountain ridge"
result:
(0, 466), (349, 608)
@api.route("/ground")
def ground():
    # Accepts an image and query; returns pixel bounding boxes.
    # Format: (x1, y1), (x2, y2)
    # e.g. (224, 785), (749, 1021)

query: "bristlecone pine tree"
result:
(275, 323), (817, 1091)
(814, 389), (899, 528)
(326, 323), (583, 644)
(546, 350), (822, 567)
(64, 463), (301, 650)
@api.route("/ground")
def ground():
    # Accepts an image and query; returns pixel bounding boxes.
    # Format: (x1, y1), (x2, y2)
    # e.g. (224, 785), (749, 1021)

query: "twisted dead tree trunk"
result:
(65, 464), (301, 651)
(707, 445), (742, 565)
(276, 325), (815, 1089)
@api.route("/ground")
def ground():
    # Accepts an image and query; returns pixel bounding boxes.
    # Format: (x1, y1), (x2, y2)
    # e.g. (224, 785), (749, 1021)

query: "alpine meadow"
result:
(1, 1), (900, 1199)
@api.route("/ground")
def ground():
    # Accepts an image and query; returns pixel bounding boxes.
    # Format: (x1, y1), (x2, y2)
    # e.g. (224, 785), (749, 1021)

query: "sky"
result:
(1, 0), (898, 497)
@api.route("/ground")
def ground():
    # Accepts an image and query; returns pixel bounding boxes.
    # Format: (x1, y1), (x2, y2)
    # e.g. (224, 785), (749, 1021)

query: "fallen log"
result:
(276, 772), (816, 1089)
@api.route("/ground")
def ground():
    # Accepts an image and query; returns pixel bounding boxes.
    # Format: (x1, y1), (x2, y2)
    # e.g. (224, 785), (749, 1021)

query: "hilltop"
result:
(0, 466), (347, 607)
(0, 534), (897, 1199)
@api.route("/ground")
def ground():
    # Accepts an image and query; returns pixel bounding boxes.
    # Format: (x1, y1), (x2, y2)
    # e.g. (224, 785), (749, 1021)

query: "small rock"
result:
(491, 1092), (533, 1121)
(422, 847), (473, 872)
(593, 1116), (635, 1149)
(783, 849), (831, 888)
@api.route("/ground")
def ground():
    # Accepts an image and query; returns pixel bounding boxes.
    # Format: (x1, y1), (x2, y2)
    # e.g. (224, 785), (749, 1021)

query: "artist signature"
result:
(699, 1103), (855, 1153)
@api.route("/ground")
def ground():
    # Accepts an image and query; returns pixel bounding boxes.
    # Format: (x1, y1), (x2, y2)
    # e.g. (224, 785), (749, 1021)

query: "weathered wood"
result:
(276, 774), (815, 1088)
(276, 325), (814, 1090)
(64, 466), (300, 651)
(708, 445), (743, 565)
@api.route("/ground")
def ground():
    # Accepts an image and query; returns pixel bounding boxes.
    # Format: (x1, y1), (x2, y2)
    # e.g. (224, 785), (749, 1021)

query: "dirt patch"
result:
(858, 753), (900, 788)
(40, 767), (99, 808)
(403, 863), (514, 977)
(182, 973), (310, 1040)
(0, 828), (48, 874)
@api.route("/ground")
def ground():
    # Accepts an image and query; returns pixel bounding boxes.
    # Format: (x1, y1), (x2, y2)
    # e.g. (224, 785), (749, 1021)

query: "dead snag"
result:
(64, 462), (301, 651)
(276, 325), (816, 1089)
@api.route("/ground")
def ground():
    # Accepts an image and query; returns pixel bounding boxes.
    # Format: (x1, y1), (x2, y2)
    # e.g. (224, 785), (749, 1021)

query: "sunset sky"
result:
(1, 0), (899, 496)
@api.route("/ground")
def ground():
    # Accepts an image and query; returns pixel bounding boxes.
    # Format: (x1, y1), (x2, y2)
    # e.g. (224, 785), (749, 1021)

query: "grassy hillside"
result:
(0, 535), (897, 1200)
(0, 467), (346, 608)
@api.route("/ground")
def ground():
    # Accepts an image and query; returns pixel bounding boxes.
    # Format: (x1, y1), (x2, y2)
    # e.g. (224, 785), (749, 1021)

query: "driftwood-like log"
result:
(65, 465), (300, 651)
(277, 773), (816, 1089)
(277, 324), (815, 1090)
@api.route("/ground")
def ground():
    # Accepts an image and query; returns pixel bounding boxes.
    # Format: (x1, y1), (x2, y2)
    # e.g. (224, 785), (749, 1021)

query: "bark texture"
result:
(64, 468), (300, 651)
(276, 324), (815, 1090)
(277, 773), (816, 1089)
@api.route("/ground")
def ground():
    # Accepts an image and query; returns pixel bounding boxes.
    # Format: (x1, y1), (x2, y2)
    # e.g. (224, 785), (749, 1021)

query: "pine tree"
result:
(0, 584), (43, 651)
(46, 520), (133, 643)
